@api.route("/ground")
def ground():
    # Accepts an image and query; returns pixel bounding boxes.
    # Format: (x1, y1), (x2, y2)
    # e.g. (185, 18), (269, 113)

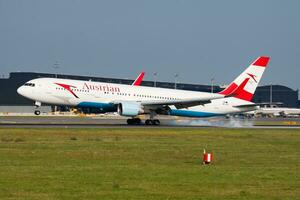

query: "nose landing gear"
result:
(34, 101), (42, 115)
(34, 110), (41, 115)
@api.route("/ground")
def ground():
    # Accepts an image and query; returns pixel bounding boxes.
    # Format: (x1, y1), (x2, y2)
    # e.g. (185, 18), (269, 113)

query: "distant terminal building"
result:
(0, 72), (299, 113)
(253, 85), (299, 108)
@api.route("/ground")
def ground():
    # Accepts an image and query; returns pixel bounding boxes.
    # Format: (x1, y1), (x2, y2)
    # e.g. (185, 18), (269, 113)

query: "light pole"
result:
(153, 72), (157, 87)
(270, 83), (273, 104)
(53, 61), (60, 78)
(174, 73), (179, 89)
(52, 61), (60, 112)
(211, 78), (215, 93)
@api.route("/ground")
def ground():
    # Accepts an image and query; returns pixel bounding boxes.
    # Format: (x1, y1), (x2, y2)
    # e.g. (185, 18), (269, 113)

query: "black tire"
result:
(134, 118), (141, 125)
(127, 118), (133, 125)
(145, 119), (152, 125)
(34, 110), (41, 115)
(127, 118), (141, 125)
(153, 119), (160, 125)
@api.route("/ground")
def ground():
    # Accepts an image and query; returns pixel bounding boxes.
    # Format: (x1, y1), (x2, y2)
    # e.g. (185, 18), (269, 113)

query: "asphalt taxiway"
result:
(0, 115), (300, 129)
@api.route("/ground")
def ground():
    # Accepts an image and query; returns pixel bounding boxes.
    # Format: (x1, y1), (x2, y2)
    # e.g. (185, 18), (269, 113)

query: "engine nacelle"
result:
(117, 102), (143, 116)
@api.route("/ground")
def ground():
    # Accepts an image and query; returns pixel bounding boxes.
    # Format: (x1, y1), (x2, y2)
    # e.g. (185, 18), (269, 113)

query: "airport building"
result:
(0, 72), (299, 113)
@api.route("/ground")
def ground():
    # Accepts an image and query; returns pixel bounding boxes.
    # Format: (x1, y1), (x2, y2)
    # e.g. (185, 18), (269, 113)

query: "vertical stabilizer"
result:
(219, 56), (270, 101)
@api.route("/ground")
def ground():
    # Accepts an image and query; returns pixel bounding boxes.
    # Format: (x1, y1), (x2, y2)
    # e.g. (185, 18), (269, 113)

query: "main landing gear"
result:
(145, 111), (160, 125)
(127, 118), (142, 125)
(127, 111), (161, 126)
(126, 118), (161, 125)
(144, 111), (160, 125)
(145, 119), (160, 125)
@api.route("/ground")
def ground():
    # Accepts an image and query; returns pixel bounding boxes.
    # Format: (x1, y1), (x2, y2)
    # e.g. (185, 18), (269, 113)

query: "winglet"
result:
(132, 72), (145, 86)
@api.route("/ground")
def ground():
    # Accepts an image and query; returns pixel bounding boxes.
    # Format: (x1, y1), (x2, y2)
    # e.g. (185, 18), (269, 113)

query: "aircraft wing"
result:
(139, 94), (224, 109)
(111, 94), (224, 110)
(141, 98), (212, 109)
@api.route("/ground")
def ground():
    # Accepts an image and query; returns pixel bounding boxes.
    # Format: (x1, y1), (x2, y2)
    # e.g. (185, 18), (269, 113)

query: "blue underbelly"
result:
(77, 102), (116, 112)
(169, 109), (223, 118)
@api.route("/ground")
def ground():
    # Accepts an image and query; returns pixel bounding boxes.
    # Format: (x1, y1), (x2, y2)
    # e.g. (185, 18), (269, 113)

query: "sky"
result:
(0, 0), (299, 90)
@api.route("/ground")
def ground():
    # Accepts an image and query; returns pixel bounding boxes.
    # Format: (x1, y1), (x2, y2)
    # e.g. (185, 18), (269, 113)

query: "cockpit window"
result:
(24, 83), (35, 87)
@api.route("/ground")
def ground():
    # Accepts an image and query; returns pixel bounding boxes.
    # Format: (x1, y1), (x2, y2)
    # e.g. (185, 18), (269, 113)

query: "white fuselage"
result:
(17, 78), (256, 117)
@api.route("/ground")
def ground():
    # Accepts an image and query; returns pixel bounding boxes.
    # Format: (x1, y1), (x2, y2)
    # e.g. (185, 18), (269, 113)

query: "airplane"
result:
(134, 57), (270, 121)
(17, 56), (269, 125)
(250, 103), (300, 117)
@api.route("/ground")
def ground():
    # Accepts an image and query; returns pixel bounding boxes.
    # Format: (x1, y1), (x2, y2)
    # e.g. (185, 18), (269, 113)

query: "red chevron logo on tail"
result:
(247, 73), (257, 83)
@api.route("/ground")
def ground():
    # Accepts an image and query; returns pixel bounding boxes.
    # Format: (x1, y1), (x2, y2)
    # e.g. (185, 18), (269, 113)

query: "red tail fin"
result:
(219, 56), (270, 101)
(219, 82), (238, 96)
(230, 78), (254, 101)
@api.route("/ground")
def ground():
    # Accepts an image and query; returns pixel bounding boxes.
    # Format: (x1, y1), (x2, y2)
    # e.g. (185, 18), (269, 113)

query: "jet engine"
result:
(117, 102), (143, 116)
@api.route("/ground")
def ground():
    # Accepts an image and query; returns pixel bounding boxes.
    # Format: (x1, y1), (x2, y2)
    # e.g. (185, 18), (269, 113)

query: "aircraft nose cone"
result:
(17, 86), (25, 96)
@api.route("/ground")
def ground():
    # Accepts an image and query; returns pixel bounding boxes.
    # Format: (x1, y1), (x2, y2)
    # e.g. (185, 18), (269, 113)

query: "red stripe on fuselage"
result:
(55, 83), (79, 98)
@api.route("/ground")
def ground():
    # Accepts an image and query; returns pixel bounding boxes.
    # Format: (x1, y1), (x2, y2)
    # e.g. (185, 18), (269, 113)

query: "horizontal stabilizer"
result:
(233, 104), (257, 108)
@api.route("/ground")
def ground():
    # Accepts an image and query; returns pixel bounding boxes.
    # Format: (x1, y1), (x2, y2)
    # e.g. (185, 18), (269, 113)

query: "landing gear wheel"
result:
(34, 110), (41, 115)
(153, 119), (160, 125)
(127, 118), (141, 125)
(145, 119), (160, 126)
(145, 119), (152, 125)
(134, 118), (141, 125)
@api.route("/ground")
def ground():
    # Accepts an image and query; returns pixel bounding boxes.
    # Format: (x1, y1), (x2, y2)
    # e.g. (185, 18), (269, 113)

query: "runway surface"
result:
(1, 116), (300, 129)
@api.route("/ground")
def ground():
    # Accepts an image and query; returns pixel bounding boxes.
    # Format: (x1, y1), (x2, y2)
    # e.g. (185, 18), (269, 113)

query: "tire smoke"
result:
(167, 117), (254, 128)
